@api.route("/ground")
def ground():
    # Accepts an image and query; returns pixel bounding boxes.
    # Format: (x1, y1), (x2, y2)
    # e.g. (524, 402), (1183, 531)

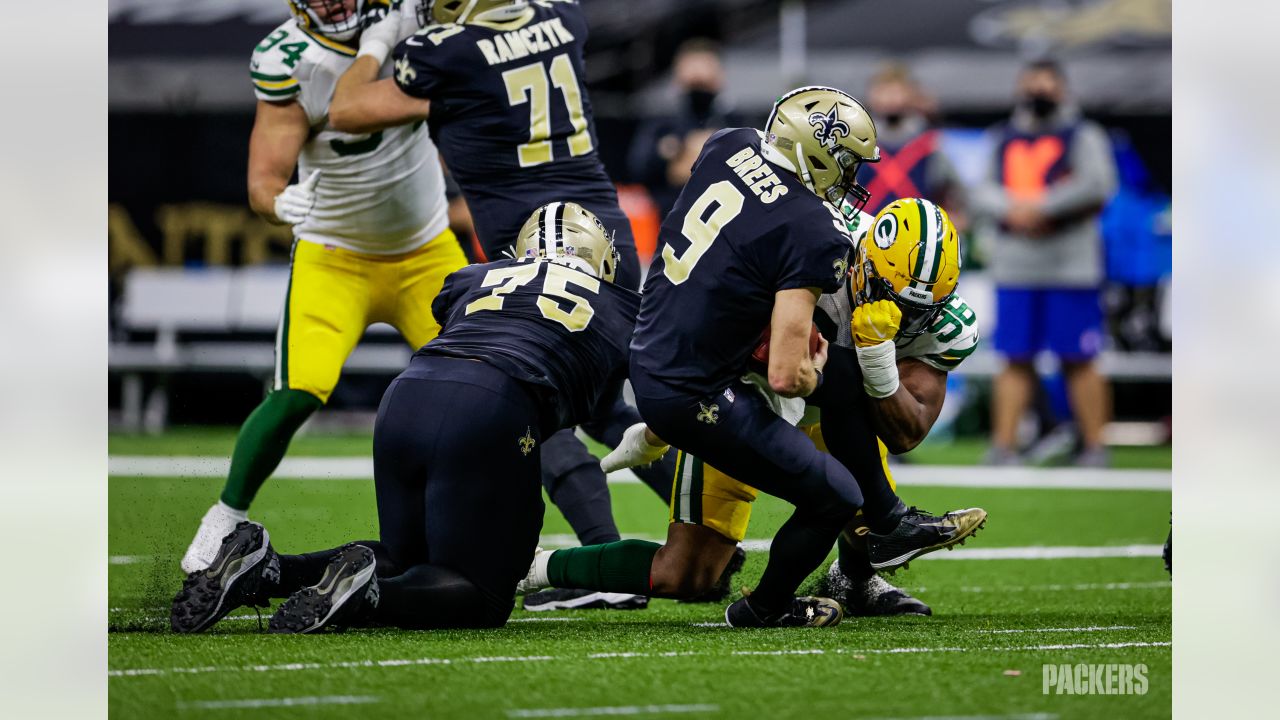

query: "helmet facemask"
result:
(822, 147), (874, 218)
(854, 254), (951, 343)
(289, 0), (367, 42)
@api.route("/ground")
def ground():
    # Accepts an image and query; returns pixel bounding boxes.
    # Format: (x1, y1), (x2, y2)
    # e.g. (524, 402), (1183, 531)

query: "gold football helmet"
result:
(851, 198), (961, 340)
(422, 0), (529, 25)
(763, 86), (881, 218)
(515, 202), (619, 284)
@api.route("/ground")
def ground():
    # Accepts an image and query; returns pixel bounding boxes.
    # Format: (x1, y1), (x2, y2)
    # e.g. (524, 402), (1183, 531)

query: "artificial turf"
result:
(108, 431), (1171, 719)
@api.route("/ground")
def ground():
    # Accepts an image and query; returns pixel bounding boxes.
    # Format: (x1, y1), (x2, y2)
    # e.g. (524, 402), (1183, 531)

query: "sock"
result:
(546, 540), (661, 596)
(835, 523), (876, 582)
(220, 389), (322, 510)
(214, 500), (248, 522)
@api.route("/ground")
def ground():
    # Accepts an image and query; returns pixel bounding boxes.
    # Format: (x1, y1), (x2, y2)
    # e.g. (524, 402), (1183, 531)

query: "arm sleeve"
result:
(392, 38), (444, 99)
(1039, 122), (1118, 220)
(968, 128), (1012, 221)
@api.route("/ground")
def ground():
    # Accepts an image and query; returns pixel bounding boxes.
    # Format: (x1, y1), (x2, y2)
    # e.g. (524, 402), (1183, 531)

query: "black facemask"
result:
(1023, 94), (1059, 119)
(685, 89), (718, 120)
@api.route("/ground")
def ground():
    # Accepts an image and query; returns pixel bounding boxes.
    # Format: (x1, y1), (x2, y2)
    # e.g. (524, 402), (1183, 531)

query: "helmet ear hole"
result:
(808, 155), (828, 172)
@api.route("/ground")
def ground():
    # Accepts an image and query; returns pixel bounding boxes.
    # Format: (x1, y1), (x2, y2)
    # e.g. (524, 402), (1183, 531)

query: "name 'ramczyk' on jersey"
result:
(250, 19), (449, 254)
(422, 257), (641, 433)
(390, 0), (621, 250)
(630, 127), (855, 398)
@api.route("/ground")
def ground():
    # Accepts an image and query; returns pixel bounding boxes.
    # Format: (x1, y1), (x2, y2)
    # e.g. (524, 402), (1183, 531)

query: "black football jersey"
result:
(630, 128), (855, 397)
(392, 1), (618, 248)
(422, 258), (641, 432)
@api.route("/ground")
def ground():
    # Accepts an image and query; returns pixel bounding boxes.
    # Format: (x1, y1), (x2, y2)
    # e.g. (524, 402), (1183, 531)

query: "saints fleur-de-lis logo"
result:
(518, 427), (536, 456)
(807, 106), (850, 149)
(696, 403), (720, 425)
(395, 56), (417, 85)
(833, 253), (849, 282)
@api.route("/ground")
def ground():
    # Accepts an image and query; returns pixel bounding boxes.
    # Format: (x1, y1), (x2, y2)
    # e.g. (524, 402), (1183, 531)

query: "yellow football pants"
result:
(274, 231), (467, 402)
(669, 424), (897, 543)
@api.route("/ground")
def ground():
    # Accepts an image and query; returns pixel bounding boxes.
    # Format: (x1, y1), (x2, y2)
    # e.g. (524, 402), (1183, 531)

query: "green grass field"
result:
(109, 429), (1171, 719)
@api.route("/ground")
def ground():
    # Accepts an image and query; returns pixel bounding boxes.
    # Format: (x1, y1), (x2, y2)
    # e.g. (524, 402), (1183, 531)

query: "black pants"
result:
(632, 370), (865, 614)
(369, 355), (547, 629)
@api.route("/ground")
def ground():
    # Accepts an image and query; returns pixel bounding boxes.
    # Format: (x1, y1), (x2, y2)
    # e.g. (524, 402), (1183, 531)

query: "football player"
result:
(171, 203), (648, 633)
(325, 0), (680, 604)
(179, 0), (469, 573)
(522, 199), (987, 619)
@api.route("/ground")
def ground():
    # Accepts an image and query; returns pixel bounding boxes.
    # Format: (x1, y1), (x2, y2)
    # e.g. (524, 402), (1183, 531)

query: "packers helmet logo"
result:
(395, 56), (417, 85)
(696, 403), (720, 425)
(807, 106), (851, 149)
(518, 427), (536, 456)
(874, 214), (898, 250)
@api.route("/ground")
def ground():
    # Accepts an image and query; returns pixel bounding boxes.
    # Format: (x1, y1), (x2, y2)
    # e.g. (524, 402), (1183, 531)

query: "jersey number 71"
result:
(502, 54), (593, 168)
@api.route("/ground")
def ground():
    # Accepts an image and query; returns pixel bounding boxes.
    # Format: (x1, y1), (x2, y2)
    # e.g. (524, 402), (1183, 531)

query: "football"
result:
(749, 322), (822, 370)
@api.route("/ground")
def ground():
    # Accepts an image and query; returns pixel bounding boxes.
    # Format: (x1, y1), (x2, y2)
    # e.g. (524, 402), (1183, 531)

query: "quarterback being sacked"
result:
(526, 199), (986, 619)
(180, 0), (467, 573)
(172, 203), (644, 633)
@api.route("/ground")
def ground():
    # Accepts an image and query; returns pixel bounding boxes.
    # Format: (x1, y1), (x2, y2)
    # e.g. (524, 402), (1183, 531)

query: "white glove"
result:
(357, 1), (404, 65)
(273, 170), (321, 225)
(600, 423), (670, 474)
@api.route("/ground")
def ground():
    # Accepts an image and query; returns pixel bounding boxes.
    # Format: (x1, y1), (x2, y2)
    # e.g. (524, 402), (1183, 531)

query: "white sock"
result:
(531, 549), (554, 589)
(215, 500), (248, 522)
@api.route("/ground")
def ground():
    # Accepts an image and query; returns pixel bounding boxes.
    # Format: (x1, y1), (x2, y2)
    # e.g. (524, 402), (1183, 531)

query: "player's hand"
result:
(852, 299), (902, 347)
(272, 170), (321, 225)
(812, 332), (830, 374)
(600, 423), (670, 473)
(358, 0), (404, 65)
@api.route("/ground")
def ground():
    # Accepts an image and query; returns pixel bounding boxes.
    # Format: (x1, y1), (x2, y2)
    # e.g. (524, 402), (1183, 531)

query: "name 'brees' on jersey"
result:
(250, 19), (449, 255)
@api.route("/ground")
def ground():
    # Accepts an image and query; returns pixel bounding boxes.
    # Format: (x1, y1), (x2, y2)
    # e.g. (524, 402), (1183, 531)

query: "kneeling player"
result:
(522, 199), (986, 619)
(171, 203), (643, 633)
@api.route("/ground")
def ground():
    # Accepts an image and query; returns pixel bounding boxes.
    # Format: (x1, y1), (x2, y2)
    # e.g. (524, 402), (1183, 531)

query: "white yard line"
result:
(957, 581), (1170, 593)
(110, 641), (1169, 679)
(507, 705), (720, 718)
(176, 695), (378, 710)
(975, 625), (1136, 634)
(109, 456), (1169, 491)
(865, 715), (1057, 720)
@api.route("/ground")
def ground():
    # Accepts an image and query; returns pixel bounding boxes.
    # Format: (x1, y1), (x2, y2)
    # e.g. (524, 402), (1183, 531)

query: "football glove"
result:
(600, 423), (670, 474)
(851, 299), (902, 348)
(273, 170), (321, 225)
(357, 1), (404, 65)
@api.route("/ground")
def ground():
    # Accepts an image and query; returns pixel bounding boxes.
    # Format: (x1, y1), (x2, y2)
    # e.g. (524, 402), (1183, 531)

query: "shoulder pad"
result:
(411, 22), (469, 48)
(919, 295), (980, 371)
(249, 23), (307, 101)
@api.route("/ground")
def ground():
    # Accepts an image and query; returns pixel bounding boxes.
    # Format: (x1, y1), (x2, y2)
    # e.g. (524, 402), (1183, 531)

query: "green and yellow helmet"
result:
(515, 202), (620, 284)
(286, 1), (397, 42)
(421, 0), (529, 25)
(762, 86), (881, 219)
(852, 198), (961, 340)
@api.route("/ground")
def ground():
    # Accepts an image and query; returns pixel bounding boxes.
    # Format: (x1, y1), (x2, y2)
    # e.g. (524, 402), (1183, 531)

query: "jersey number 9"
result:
(662, 181), (745, 285)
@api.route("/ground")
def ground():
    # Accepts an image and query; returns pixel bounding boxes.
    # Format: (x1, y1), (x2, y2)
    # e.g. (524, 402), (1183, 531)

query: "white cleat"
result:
(600, 423), (670, 473)
(180, 502), (248, 574)
(516, 547), (552, 594)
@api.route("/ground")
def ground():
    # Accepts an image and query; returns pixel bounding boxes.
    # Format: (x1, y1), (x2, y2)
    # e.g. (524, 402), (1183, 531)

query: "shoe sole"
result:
(523, 592), (648, 612)
(872, 509), (989, 574)
(172, 523), (269, 634)
(271, 547), (376, 634)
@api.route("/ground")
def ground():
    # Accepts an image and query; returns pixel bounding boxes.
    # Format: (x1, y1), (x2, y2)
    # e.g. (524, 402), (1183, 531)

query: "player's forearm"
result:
(868, 388), (932, 454)
(331, 56), (391, 134)
(770, 361), (819, 398)
(247, 176), (290, 223)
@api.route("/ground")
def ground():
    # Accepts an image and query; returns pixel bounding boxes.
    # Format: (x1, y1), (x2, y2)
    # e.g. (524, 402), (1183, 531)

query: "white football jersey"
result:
(250, 20), (449, 255)
(817, 286), (980, 371)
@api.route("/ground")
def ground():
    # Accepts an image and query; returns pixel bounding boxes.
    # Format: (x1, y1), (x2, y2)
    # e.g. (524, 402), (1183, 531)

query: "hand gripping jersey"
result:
(250, 20), (449, 254)
(390, 0), (622, 249)
(630, 127), (855, 398)
(422, 258), (641, 434)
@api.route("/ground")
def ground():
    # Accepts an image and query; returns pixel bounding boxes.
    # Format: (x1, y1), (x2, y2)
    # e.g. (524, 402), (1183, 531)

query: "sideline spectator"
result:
(971, 59), (1118, 466)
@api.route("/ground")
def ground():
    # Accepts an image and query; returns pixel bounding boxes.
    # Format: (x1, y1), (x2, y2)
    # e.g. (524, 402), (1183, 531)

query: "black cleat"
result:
(522, 588), (649, 612)
(866, 506), (987, 573)
(268, 544), (378, 634)
(171, 521), (279, 634)
(680, 545), (747, 603)
(1162, 527), (1172, 575)
(821, 561), (931, 616)
(724, 595), (842, 628)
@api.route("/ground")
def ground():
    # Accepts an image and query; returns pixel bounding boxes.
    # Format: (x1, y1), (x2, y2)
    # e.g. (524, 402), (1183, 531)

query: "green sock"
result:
(547, 540), (661, 595)
(219, 389), (322, 510)
(835, 525), (876, 582)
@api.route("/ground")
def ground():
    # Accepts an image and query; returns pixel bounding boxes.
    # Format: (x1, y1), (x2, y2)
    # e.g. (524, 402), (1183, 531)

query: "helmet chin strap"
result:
(792, 146), (816, 194)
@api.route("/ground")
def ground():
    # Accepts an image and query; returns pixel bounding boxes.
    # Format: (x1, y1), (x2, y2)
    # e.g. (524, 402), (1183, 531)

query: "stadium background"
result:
(107, 0), (1171, 455)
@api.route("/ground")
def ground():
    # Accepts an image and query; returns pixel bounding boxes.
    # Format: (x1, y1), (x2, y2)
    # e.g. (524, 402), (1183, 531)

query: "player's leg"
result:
(637, 384), (861, 624)
(1045, 287), (1110, 466)
(989, 286), (1039, 463)
(180, 240), (372, 573)
(386, 228), (469, 351)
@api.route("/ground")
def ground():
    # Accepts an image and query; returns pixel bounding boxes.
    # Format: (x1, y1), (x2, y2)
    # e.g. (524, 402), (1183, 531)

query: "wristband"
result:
(855, 339), (900, 398)
(357, 40), (392, 66)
